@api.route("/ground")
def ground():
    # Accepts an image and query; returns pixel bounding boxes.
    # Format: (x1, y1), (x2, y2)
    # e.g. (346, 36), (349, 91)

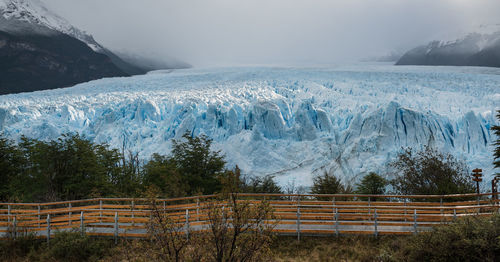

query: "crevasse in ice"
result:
(0, 65), (499, 186)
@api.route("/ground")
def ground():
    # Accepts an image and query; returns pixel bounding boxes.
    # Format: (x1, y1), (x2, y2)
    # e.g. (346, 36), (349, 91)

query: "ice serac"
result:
(252, 101), (286, 139)
(0, 65), (498, 186)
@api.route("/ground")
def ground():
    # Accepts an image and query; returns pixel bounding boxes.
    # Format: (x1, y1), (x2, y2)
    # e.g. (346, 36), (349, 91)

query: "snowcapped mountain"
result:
(397, 26), (500, 67)
(0, 0), (189, 94)
(0, 65), (498, 186)
(0, 0), (103, 51)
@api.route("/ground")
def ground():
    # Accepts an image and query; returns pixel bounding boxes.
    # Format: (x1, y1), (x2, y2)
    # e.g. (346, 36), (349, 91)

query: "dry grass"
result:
(271, 235), (405, 262)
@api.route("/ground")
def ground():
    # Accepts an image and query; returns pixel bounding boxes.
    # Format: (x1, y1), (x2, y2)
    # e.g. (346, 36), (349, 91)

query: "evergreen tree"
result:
(171, 132), (226, 195)
(355, 172), (387, 201)
(310, 171), (351, 196)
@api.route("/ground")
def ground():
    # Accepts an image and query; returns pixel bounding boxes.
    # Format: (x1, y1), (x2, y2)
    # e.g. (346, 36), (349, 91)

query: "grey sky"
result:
(42, 0), (500, 66)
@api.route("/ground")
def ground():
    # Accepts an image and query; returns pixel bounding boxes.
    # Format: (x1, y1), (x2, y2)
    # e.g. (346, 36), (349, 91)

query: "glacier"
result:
(0, 64), (499, 187)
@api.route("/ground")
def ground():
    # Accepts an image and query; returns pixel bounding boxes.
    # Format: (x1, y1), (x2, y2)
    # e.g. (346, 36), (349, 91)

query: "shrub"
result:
(0, 232), (40, 261)
(196, 195), (277, 262)
(390, 146), (475, 199)
(143, 194), (277, 261)
(399, 214), (500, 262)
(39, 230), (112, 262)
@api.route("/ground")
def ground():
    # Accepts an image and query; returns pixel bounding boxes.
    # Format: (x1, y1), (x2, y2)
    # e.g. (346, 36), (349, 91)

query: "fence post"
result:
(297, 206), (301, 242)
(149, 210), (153, 244)
(185, 209), (190, 240)
(131, 200), (135, 219)
(47, 214), (51, 245)
(413, 209), (417, 235)
(374, 208), (378, 237)
(196, 198), (200, 222)
(13, 216), (17, 240)
(453, 209), (457, 220)
(69, 203), (72, 226)
(332, 199), (335, 236)
(335, 207), (339, 236)
(99, 200), (103, 223)
(7, 205), (11, 223)
(476, 194), (481, 215)
(368, 197), (371, 219)
(80, 211), (85, 236)
(440, 198), (443, 218)
(38, 205), (41, 228)
(114, 212), (119, 245)
(297, 195), (301, 241)
(404, 198), (407, 222)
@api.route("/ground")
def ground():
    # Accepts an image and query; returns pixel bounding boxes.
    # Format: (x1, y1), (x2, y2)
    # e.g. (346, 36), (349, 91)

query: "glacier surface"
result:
(0, 64), (499, 186)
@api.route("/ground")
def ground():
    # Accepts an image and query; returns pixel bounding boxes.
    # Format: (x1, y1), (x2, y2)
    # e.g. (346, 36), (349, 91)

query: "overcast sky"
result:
(43, 0), (500, 66)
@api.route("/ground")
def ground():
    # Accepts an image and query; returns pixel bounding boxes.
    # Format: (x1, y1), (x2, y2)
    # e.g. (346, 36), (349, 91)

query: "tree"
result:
(220, 167), (283, 196)
(171, 132), (226, 195)
(311, 171), (350, 195)
(493, 110), (500, 172)
(355, 172), (387, 201)
(143, 194), (276, 262)
(310, 171), (352, 200)
(12, 134), (125, 201)
(219, 166), (244, 195)
(240, 175), (283, 194)
(143, 153), (186, 198)
(0, 137), (25, 201)
(146, 197), (192, 262)
(113, 151), (144, 197)
(390, 146), (475, 199)
(200, 195), (276, 262)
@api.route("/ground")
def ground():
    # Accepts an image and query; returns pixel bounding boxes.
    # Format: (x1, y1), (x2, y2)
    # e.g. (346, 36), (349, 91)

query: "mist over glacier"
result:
(0, 64), (498, 186)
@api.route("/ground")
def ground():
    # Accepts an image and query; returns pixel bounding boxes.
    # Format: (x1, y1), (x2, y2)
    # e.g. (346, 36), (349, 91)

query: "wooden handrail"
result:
(2, 193), (498, 241)
(235, 192), (500, 199)
(2, 192), (498, 206)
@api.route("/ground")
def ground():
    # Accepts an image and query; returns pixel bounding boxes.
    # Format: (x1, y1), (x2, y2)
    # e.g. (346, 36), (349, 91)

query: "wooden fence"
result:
(1, 193), (499, 242)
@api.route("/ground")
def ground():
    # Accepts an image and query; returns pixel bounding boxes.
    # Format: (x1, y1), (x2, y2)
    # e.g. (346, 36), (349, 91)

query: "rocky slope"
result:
(397, 28), (500, 67)
(0, 0), (184, 95)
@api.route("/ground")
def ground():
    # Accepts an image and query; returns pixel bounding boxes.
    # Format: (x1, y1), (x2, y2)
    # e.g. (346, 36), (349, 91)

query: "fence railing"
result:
(1, 193), (499, 242)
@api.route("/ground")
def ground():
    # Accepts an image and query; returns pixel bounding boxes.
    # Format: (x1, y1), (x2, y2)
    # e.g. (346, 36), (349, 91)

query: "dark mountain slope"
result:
(396, 31), (500, 68)
(0, 0), (190, 95)
(0, 28), (127, 95)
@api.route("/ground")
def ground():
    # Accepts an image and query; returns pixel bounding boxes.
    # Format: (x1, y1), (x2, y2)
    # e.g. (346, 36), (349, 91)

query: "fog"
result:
(43, 0), (500, 66)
